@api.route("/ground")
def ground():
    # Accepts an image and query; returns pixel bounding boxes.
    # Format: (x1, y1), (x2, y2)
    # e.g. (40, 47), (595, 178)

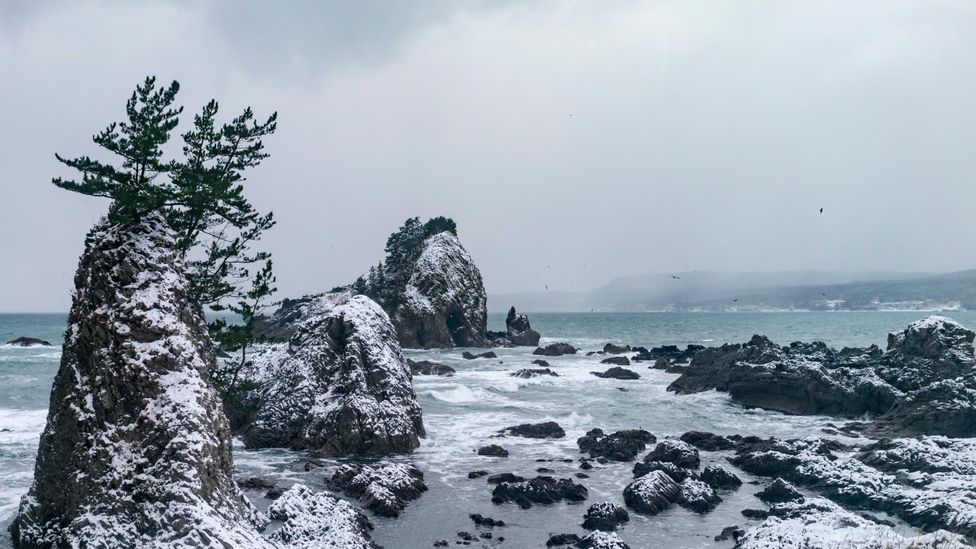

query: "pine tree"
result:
(53, 76), (278, 400)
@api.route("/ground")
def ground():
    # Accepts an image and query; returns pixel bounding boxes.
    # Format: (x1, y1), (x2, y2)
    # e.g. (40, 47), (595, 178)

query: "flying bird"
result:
(733, 299), (738, 302)
(819, 208), (823, 214)
(545, 284), (550, 291)
(671, 275), (681, 280)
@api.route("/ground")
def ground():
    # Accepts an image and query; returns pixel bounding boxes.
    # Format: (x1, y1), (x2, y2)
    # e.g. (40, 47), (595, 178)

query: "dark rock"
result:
(537, 467), (555, 473)
(478, 444), (509, 457)
(645, 439), (700, 469)
(600, 356), (630, 366)
(741, 508), (769, 519)
(532, 359), (551, 367)
(577, 428), (655, 462)
(534, 343), (578, 356)
(511, 368), (559, 378)
(651, 358), (671, 370)
(502, 421), (566, 439)
(487, 473), (525, 484)
(264, 485), (286, 500)
(238, 477), (276, 489)
(470, 513), (505, 527)
(713, 526), (744, 542)
(408, 359), (456, 377)
(491, 476), (588, 508)
(576, 473), (589, 479)
(326, 462), (427, 517)
(239, 294), (425, 454)
(591, 367), (640, 380)
(468, 470), (489, 479)
(677, 477), (722, 513)
(757, 478), (805, 504)
(547, 533), (582, 547)
(700, 465), (742, 490)
(582, 502), (630, 531)
(579, 531), (631, 549)
(632, 344), (704, 364)
(457, 531), (477, 542)
(462, 351), (497, 360)
(603, 343), (631, 355)
(506, 306), (541, 346)
(304, 458), (325, 471)
(623, 470), (681, 515)
(633, 460), (689, 482)
(434, 540), (448, 547)
(5, 337), (51, 347)
(679, 431), (735, 451)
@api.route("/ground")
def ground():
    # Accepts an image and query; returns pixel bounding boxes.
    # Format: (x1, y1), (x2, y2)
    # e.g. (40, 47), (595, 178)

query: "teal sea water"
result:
(2, 311), (974, 548)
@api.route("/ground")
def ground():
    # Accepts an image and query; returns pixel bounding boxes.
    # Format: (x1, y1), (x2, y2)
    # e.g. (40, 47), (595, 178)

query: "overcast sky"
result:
(1, 1), (975, 312)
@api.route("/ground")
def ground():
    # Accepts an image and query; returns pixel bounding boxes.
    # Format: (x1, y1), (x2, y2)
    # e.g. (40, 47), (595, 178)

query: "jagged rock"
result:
(579, 531), (631, 549)
(407, 359), (456, 377)
(534, 343), (578, 356)
(577, 428), (655, 462)
(267, 484), (380, 548)
(700, 465), (742, 490)
(239, 294), (425, 454)
(547, 533), (582, 547)
(600, 356), (630, 366)
(677, 477), (722, 513)
(511, 368), (559, 378)
(501, 421), (566, 439)
(487, 473), (525, 484)
(468, 471), (489, 479)
(633, 460), (689, 482)
(252, 292), (350, 341)
(239, 477), (278, 490)
(470, 513), (505, 527)
(632, 344), (704, 363)
(462, 350), (497, 359)
(4, 337), (51, 347)
(9, 214), (276, 548)
(623, 470), (681, 515)
(389, 232), (487, 348)
(680, 431), (735, 451)
(603, 343), (631, 355)
(506, 306), (541, 346)
(582, 502), (629, 531)
(532, 359), (551, 367)
(713, 525), (744, 542)
(755, 478), (804, 503)
(591, 367), (640, 380)
(477, 444), (509, 457)
(651, 358), (671, 370)
(645, 439), (700, 469)
(326, 463), (427, 517)
(491, 476), (588, 508)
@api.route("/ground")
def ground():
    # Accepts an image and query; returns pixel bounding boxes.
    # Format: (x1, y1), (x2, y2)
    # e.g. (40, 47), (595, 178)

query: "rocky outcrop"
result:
(4, 337), (51, 347)
(505, 306), (540, 346)
(239, 294), (425, 454)
(677, 477), (721, 513)
(266, 484), (380, 549)
(501, 421), (566, 439)
(389, 232), (487, 348)
(591, 367), (640, 380)
(577, 428), (655, 462)
(407, 359), (455, 377)
(252, 291), (350, 341)
(326, 463), (427, 517)
(11, 214), (369, 548)
(534, 342), (578, 356)
(512, 368), (559, 378)
(491, 476), (588, 508)
(477, 444), (509, 457)
(700, 465), (742, 490)
(645, 439), (700, 469)
(603, 343), (631, 355)
(623, 470), (681, 515)
(680, 431), (735, 451)
(582, 502), (629, 531)
(600, 356), (630, 366)
(632, 344), (704, 364)
(462, 350), (497, 359)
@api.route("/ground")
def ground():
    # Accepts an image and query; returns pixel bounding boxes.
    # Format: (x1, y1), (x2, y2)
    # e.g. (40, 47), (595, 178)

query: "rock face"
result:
(505, 306), (541, 346)
(326, 463), (427, 517)
(623, 470), (681, 515)
(240, 294), (425, 454)
(668, 317), (976, 437)
(10, 214), (271, 548)
(389, 232), (487, 348)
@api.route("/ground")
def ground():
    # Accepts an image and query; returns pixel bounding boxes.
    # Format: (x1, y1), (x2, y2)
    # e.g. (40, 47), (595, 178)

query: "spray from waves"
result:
(424, 385), (494, 404)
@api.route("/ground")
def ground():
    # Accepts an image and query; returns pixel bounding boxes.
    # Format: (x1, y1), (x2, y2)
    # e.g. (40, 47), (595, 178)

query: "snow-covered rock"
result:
(504, 306), (540, 346)
(326, 463), (427, 517)
(11, 214), (269, 548)
(644, 439), (701, 469)
(267, 484), (379, 549)
(581, 502), (630, 531)
(623, 470), (681, 515)
(677, 477), (722, 513)
(579, 531), (632, 549)
(240, 294), (425, 454)
(391, 231), (487, 348)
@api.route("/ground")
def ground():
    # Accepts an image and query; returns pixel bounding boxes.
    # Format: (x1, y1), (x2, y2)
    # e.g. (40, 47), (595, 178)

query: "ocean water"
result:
(2, 311), (974, 548)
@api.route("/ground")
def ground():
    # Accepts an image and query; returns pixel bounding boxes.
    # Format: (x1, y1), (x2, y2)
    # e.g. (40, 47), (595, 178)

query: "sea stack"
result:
(240, 294), (426, 453)
(10, 213), (270, 547)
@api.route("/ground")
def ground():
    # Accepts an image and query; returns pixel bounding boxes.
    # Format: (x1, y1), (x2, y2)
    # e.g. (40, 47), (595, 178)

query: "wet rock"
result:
(679, 431), (735, 451)
(678, 477), (722, 513)
(651, 358), (671, 370)
(491, 476), (588, 508)
(487, 472), (525, 484)
(534, 343), (578, 356)
(547, 533), (582, 547)
(9, 214), (278, 548)
(506, 306), (541, 347)
(600, 356), (631, 366)
(238, 477), (277, 490)
(577, 428), (655, 462)
(512, 368), (559, 378)
(623, 470), (681, 515)
(468, 470), (489, 479)
(456, 531), (477, 542)
(579, 531), (631, 549)
(645, 439), (700, 469)
(4, 337), (51, 347)
(603, 343), (631, 355)
(632, 460), (689, 482)
(265, 486), (286, 500)
(532, 359), (551, 367)
(502, 421), (566, 439)
(741, 508), (769, 519)
(408, 359), (456, 377)
(470, 513), (505, 527)
(240, 294), (425, 454)
(700, 465), (742, 491)
(462, 350), (497, 360)
(582, 502), (630, 531)
(478, 444), (510, 457)
(632, 345), (704, 364)
(713, 526), (744, 542)
(591, 367), (640, 380)
(755, 478), (804, 504)
(326, 462), (427, 517)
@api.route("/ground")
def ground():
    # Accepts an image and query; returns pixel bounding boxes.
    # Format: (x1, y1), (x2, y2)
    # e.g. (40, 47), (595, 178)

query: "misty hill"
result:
(489, 270), (976, 313)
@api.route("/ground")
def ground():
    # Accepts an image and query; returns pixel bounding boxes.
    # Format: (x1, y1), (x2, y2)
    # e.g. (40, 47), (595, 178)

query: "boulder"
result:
(266, 484), (380, 548)
(700, 465), (742, 490)
(506, 306), (541, 346)
(511, 368), (559, 378)
(579, 531), (631, 549)
(239, 294), (425, 454)
(713, 526), (744, 542)
(679, 431), (735, 451)
(477, 444), (509, 457)
(11, 214), (273, 547)
(4, 337), (51, 347)
(677, 477), (721, 513)
(326, 463), (427, 517)
(534, 343), (578, 356)
(644, 439), (700, 469)
(487, 472), (525, 484)
(591, 367), (640, 380)
(470, 513), (505, 527)
(582, 502), (630, 531)
(547, 534), (582, 547)
(623, 470), (681, 515)
(389, 232), (487, 348)
(462, 351), (497, 359)
(491, 476), (588, 508)
(577, 428), (655, 462)
(501, 421), (566, 439)
(407, 359), (456, 377)
(532, 359), (551, 367)
(603, 343), (631, 355)
(632, 344), (704, 363)
(600, 356), (630, 366)
(633, 460), (688, 482)
(651, 358), (671, 370)
(755, 478), (804, 503)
